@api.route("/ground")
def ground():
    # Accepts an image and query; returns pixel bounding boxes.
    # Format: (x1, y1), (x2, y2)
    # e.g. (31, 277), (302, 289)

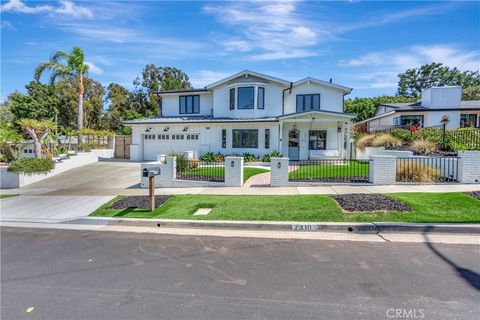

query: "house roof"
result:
(292, 77), (352, 94)
(123, 116), (279, 125)
(205, 70), (291, 89)
(278, 110), (356, 120)
(155, 88), (210, 95)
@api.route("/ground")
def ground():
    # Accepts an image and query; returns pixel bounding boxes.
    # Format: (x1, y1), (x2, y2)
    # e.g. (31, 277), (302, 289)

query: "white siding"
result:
(284, 83), (344, 115)
(162, 92), (213, 117)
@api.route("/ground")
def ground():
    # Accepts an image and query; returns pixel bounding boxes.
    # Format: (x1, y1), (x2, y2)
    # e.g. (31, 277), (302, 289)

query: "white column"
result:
(270, 157), (289, 187)
(457, 151), (480, 183)
(345, 123), (351, 160)
(225, 156), (243, 187)
(278, 122), (283, 154)
(369, 155), (396, 185)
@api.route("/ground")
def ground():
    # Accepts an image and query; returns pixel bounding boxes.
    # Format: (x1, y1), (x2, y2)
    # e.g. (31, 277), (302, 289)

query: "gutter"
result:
(282, 82), (293, 115)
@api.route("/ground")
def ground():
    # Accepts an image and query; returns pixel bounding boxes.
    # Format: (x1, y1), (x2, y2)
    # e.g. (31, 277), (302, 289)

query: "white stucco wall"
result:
(284, 82), (345, 114)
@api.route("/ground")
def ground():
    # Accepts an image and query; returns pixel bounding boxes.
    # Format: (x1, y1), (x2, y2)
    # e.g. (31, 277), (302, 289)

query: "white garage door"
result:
(143, 133), (200, 161)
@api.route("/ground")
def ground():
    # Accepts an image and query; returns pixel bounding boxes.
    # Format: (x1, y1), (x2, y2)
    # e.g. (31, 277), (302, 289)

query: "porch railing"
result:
(176, 160), (225, 182)
(288, 159), (370, 183)
(396, 157), (459, 183)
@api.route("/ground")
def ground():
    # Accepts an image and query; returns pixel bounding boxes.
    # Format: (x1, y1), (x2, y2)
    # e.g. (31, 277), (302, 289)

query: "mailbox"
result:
(142, 167), (161, 178)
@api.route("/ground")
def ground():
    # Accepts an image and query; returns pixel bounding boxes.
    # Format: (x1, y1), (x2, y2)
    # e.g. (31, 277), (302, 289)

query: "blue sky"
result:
(1, 0), (479, 101)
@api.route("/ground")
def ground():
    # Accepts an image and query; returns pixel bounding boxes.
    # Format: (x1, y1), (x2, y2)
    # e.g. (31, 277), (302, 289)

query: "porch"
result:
(278, 110), (356, 160)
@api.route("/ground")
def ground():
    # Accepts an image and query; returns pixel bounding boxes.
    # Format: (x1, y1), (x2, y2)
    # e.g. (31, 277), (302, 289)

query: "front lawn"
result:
(91, 192), (480, 223)
(0, 194), (18, 199)
(289, 160), (369, 180)
(180, 167), (269, 183)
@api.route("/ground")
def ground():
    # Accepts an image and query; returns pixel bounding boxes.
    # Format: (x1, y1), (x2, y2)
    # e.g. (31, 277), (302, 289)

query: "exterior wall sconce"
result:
(182, 127), (188, 132)
(163, 127), (169, 132)
(145, 128), (151, 132)
(277, 162), (281, 169)
(231, 161), (235, 168)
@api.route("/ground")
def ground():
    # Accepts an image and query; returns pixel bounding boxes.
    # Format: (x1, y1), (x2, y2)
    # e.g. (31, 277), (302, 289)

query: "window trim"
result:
(237, 86), (255, 110)
(222, 129), (227, 148)
(296, 94), (320, 112)
(179, 95), (200, 114)
(460, 113), (478, 128)
(264, 128), (270, 149)
(257, 87), (265, 110)
(308, 130), (327, 150)
(229, 88), (235, 110)
(232, 129), (258, 148)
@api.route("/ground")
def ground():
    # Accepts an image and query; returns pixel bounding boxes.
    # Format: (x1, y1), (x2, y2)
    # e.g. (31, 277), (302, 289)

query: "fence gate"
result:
(115, 135), (132, 159)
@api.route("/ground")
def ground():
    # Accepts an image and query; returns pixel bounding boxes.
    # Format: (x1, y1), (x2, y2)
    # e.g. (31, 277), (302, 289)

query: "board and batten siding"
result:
(284, 83), (345, 115)
(161, 92), (213, 117)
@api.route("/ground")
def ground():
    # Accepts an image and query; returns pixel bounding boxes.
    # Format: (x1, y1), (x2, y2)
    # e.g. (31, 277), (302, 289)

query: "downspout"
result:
(282, 82), (293, 116)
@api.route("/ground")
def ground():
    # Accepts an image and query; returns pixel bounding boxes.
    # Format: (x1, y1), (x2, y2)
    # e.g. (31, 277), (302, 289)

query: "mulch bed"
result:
(108, 195), (171, 209)
(466, 191), (480, 200)
(331, 194), (412, 212)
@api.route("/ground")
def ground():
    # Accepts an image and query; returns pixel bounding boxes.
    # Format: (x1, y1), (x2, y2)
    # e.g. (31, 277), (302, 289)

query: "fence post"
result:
(457, 151), (480, 183)
(270, 157), (289, 187)
(225, 156), (243, 187)
(140, 156), (176, 188)
(369, 155), (397, 185)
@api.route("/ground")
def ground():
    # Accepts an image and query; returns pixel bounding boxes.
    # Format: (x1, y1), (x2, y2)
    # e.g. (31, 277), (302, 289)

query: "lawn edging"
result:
(81, 216), (480, 234)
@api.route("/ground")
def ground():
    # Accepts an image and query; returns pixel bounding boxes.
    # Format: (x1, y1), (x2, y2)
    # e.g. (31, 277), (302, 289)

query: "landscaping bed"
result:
(331, 194), (412, 212)
(91, 192), (480, 223)
(466, 191), (480, 200)
(108, 195), (171, 209)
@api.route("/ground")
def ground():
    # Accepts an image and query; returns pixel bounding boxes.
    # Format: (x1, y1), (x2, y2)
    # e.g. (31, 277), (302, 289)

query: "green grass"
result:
(90, 192), (480, 223)
(180, 167), (269, 183)
(0, 194), (18, 199)
(289, 161), (369, 179)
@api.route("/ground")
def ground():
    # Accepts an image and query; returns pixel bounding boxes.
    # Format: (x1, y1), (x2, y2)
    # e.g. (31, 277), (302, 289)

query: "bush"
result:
(242, 152), (257, 162)
(200, 152), (215, 163)
(173, 153), (198, 171)
(390, 128), (413, 142)
(213, 152), (225, 162)
(396, 162), (441, 183)
(7, 158), (55, 175)
(410, 138), (437, 154)
(262, 151), (283, 162)
(371, 133), (402, 148)
(355, 134), (376, 150)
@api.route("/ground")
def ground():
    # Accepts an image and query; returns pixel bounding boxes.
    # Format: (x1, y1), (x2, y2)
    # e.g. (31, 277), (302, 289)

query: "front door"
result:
(288, 129), (300, 160)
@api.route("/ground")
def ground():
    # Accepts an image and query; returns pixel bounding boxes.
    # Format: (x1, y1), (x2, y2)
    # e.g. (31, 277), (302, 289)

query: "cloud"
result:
(0, 20), (16, 30)
(85, 61), (103, 75)
(340, 44), (480, 89)
(0, 0), (92, 18)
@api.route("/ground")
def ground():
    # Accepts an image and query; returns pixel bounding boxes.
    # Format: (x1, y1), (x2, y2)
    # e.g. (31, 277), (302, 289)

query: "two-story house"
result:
(357, 86), (480, 132)
(124, 70), (355, 161)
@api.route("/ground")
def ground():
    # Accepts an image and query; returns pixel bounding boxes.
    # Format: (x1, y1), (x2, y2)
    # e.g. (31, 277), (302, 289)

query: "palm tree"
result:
(34, 47), (89, 130)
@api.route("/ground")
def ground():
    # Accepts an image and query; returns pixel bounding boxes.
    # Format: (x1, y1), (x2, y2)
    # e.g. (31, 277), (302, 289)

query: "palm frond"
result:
(51, 50), (69, 64)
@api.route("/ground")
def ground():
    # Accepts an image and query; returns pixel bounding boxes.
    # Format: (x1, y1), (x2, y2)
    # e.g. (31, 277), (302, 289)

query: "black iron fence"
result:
(288, 160), (370, 183)
(175, 160), (225, 182)
(396, 157), (459, 183)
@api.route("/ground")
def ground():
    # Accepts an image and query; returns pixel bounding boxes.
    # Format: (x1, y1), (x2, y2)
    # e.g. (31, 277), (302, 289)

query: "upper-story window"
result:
(296, 94), (320, 112)
(229, 88), (235, 110)
(238, 87), (254, 109)
(179, 95), (200, 114)
(257, 87), (265, 109)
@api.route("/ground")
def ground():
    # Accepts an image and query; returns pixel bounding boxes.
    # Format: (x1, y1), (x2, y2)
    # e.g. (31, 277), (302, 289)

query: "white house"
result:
(358, 86), (480, 132)
(124, 70), (355, 161)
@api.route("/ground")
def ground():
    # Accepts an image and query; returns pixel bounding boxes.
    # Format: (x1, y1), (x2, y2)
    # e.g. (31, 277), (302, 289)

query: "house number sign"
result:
(292, 224), (318, 231)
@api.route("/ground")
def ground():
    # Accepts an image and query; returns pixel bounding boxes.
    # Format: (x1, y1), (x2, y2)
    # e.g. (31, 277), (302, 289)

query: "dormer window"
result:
(296, 94), (320, 112)
(238, 87), (255, 109)
(179, 95), (200, 114)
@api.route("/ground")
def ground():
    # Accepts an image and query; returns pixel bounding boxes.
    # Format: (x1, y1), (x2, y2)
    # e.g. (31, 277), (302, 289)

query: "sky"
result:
(1, 0), (479, 101)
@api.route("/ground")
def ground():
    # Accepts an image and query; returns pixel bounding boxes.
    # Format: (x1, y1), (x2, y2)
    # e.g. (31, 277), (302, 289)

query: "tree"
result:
(397, 63), (480, 98)
(132, 65), (191, 116)
(0, 102), (14, 127)
(0, 124), (21, 162)
(7, 81), (59, 123)
(34, 46), (89, 129)
(56, 77), (105, 130)
(462, 85), (480, 100)
(345, 95), (416, 122)
(104, 83), (132, 132)
(17, 119), (56, 159)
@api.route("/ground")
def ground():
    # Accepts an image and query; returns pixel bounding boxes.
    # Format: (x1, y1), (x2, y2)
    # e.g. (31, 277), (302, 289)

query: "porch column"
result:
(345, 123), (351, 160)
(278, 122), (283, 154)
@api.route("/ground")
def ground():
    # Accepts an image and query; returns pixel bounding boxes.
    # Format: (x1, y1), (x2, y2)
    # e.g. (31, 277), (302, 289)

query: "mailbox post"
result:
(142, 167), (161, 212)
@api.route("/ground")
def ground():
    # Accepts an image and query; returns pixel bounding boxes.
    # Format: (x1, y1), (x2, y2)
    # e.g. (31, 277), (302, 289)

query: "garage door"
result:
(143, 133), (200, 161)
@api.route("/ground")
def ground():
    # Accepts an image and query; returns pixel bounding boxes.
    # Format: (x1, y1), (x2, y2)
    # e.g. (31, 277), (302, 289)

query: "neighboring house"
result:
(357, 86), (480, 132)
(124, 70), (355, 161)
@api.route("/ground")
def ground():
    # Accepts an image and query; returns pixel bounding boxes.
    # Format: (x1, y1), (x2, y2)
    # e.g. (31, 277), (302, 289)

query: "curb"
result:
(76, 217), (480, 234)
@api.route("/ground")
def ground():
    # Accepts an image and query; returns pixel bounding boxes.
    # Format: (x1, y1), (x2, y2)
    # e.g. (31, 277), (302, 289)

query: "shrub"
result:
(396, 162), (441, 183)
(242, 152), (257, 162)
(355, 134), (376, 150)
(213, 152), (225, 162)
(371, 133), (402, 149)
(262, 151), (284, 162)
(200, 152), (215, 163)
(173, 153), (198, 171)
(7, 158), (55, 175)
(390, 128), (413, 142)
(410, 138), (437, 154)
(448, 142), (469, 152)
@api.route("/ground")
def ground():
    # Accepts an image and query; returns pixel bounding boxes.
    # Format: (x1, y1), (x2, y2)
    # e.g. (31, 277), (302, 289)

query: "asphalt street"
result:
(1, 227), (479, 320)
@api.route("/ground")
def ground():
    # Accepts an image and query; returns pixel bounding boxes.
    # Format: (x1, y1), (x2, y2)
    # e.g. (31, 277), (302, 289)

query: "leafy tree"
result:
(34, 46), (89, 129)
(104, 83), (132, 132)
(462, 85), (480, 100)
(56, 77), (105, 130)
(397, 62), (480, 98)
(17, 119), (56, 159)
(0, 101), (14, 127)
(132, 65), (191, 116)
(0, 124), (22, 162)
(7, 81), (59, 124)
(345, 95), (416, 122)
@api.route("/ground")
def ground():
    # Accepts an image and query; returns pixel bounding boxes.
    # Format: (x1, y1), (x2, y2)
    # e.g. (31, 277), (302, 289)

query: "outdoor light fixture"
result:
(182, 127), (188, 132)
(277, 162), (281, 169)
(145, 128), (151, 132)
(163, 127), (169, 132)
(231, 161), (235, 168)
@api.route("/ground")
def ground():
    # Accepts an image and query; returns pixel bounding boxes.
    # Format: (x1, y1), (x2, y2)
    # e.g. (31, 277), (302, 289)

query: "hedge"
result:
(7, 158), (55, 175)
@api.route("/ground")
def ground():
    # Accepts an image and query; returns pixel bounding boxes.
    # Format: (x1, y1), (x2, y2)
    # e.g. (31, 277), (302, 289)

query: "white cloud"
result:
(340, 45), (480, 89)
(85, 61), (103, 75)
(0, 0), (92, 18)
(0, 20), (16, 30)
